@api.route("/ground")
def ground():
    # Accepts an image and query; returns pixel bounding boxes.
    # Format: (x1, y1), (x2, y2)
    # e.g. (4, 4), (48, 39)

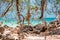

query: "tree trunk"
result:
(20, 11), (25, 24)
(28, 0), (31, 26)
(39, 0), (46, 19)
(16, 0), (20, 23)
(16, 0), (24, 39)
(26, 0), (31, 26)
(16, 0), (25, 24)
(39, 0), (47, 40)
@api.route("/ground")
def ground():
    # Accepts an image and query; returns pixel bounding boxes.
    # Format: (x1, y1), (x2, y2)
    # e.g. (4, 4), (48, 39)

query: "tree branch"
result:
(0, 0), (13, 17)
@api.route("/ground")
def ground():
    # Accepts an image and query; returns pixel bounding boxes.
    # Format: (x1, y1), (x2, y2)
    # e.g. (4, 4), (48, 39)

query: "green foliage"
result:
(19, 0), (23, 2)
(2, 0), (12, 3)
(30, 6), (35, 10)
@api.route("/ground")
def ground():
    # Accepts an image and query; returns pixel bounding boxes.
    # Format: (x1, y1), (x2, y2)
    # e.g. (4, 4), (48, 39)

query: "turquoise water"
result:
(0, 18), (56, 27)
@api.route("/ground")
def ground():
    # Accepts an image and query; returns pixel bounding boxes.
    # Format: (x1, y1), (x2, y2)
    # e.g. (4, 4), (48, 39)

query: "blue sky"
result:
(30, 0), (56, 18)
(0, 0), (57, 19)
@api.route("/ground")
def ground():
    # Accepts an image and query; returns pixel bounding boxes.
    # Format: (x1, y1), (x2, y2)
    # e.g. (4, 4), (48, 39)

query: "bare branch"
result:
(0, 0), (13, 17)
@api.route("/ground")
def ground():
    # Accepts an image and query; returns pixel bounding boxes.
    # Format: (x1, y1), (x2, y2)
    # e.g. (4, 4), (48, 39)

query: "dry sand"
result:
(22, 33), (60, 40)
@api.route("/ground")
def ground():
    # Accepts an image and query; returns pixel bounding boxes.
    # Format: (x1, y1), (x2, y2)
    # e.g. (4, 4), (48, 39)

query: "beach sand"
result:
(22, 34), (60, 40)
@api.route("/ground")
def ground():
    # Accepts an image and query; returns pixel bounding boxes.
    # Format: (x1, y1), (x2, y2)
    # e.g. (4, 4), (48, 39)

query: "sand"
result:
(22, 33), (60, 40)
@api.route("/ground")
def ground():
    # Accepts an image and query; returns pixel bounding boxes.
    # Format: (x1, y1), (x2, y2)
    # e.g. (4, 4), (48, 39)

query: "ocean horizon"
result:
(0, 18), (56, 27)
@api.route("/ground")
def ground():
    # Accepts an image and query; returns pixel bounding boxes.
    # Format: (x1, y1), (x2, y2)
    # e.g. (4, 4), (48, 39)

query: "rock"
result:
(0, 34), (2, 39)
(49, 22), (54, 24)
(33, 25), (41, 34)
(33, 29), (40, 34)
(40, 26), (47, 32)
(22, 25), (33, 32)
(0, 27), (5, 34)
(0, 22), (2, 27)
(28, 26), (33, 31)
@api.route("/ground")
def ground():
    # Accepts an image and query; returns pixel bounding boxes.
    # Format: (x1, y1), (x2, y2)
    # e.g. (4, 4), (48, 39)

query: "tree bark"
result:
(39, 0), (46, 19)
(16, 0), (20, 23)
(16, 0), (25, 24)
(26, 0), (31, 26)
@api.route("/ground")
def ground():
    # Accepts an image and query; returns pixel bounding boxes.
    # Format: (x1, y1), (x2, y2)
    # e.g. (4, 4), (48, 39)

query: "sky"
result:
(0, 0), (58, 19)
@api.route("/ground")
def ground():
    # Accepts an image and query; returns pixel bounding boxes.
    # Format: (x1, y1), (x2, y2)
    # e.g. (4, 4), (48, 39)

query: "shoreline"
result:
(0, 18), (56, 27)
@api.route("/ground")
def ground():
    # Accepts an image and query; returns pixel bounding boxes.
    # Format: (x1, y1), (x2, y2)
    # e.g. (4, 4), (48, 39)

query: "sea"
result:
(0, 18), (56, 27)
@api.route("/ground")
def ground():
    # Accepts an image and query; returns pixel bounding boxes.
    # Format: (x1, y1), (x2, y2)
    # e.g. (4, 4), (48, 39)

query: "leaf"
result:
(30, 6), (35, 10)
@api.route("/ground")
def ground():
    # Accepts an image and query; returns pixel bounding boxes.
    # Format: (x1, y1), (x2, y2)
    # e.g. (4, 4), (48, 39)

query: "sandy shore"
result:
(22, 33), (60, 40)
(22, 35), (60, 40)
